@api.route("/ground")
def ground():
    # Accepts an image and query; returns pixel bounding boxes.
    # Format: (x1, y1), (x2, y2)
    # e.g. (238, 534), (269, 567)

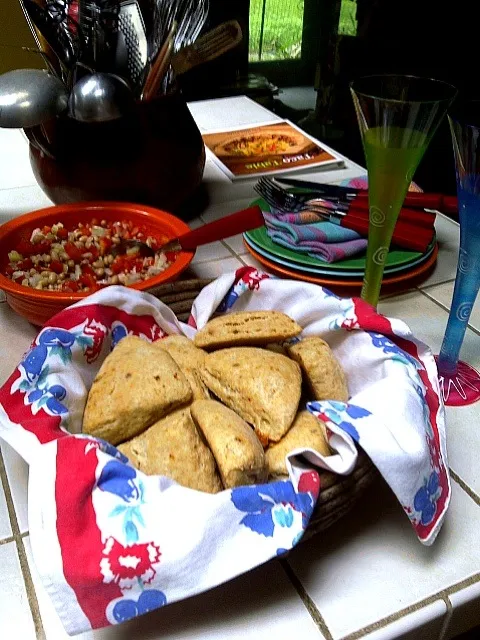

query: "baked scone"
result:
(83, 336), (192, 445)
(193, 311), (302, 350)
(265, 343), (288, 356)
(199, 347), (302, 444)
(155, 334), (210, 400)
(285, 336), (348, 402)
(191, 399), (266, 488)
(265, 410), (331, 477)
(118, 408), (222, 493)
(155, 334), (206, 369)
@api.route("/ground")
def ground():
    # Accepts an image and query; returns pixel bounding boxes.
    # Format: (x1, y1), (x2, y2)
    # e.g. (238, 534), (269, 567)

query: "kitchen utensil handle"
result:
(276, 177), (458, 213)
(142, 21), (176, 100)
(354, 191), (455, 211)
(441, 195), (458, 214)
(348, 203), (437, 227)
(341, 216), (435, 252)
(178, 206), (265, 251)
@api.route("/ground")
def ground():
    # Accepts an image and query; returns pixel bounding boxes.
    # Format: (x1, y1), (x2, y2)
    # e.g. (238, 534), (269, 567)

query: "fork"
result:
(254, 177), (436, 228)
(254, 176), (336, 213)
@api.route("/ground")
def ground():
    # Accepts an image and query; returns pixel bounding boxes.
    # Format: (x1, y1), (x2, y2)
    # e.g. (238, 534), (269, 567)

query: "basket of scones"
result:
(0, 267), (449, 635)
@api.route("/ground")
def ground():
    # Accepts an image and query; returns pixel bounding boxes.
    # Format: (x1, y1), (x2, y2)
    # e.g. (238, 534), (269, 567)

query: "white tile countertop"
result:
(1, 96), (480, 640)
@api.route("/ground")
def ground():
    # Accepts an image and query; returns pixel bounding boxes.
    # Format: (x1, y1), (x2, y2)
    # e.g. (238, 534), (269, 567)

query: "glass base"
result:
(434, 357), (480, 406)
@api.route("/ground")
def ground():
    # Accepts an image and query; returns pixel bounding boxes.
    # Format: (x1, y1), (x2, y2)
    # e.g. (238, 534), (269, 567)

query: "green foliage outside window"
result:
(249, 0), (357, 62)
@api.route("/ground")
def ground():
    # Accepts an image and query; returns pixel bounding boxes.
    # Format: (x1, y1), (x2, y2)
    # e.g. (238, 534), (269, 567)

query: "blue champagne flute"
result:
(437, 101), (480, 405)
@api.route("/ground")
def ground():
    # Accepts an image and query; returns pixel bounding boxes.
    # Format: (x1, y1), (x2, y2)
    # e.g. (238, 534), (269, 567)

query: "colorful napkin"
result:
(0, 267), (449, 635)
(263, 210), (368, 263)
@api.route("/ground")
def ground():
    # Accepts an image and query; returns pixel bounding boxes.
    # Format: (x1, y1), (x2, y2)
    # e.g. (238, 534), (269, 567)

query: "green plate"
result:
(246, 197), (428, 272)
(244, 234), (435, 278)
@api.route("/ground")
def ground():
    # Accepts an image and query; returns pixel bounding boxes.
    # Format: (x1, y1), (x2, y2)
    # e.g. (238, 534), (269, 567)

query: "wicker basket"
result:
(149, 278), (379, 536)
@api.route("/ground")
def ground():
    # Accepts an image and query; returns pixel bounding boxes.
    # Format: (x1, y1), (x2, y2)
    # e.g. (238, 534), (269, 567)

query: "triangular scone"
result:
(154, 334), (210, 400)
(285, 336), (348, 402)
(191, 399), (266, 488)
(83, 336), (192, 445)
(118, 409), (222, 493)
(155, 335), (206, 369)
(265, 410), (331, 477)
(193, 311), (302, 350)
(199, 347), (302, 444)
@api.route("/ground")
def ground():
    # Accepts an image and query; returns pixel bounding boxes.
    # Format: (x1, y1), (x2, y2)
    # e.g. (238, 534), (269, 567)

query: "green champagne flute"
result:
(350, 75), (457, 306)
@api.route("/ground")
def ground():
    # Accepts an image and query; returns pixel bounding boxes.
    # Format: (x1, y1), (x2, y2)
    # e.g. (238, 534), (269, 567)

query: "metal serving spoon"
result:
(0, 69), (68, 129)
(68, 72), (134, 122)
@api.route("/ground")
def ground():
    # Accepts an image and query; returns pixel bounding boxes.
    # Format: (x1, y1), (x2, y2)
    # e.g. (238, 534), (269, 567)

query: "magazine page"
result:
(202, 120), (345, 180)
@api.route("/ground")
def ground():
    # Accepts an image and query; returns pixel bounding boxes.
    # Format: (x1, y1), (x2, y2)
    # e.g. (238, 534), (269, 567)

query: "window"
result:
(249, 0), (305, 62)
(248, 0), (357, 85)
(338, 0), (357, 36)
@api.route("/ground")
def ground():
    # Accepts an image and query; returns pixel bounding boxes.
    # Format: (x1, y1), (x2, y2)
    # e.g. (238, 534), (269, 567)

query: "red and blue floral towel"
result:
(0, 267), (448, 635)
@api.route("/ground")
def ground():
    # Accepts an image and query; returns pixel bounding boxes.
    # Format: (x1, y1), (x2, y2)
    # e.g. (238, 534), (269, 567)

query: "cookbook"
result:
(202, 120), (345, 180)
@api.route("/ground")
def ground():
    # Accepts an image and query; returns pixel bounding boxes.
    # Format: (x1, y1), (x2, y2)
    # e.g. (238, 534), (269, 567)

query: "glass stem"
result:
(438, 234), (480, 376)
(361, 210), (400, 307)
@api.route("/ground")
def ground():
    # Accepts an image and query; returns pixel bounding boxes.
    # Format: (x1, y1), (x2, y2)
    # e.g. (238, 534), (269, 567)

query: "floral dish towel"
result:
(0, 266), (448, 635)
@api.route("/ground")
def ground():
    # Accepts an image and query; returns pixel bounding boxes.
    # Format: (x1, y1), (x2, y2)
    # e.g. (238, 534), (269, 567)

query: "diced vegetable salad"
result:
(4, 218), (176, 293)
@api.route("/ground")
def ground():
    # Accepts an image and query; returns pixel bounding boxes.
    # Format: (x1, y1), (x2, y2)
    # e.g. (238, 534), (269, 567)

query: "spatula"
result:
(170, 20), (243, 76)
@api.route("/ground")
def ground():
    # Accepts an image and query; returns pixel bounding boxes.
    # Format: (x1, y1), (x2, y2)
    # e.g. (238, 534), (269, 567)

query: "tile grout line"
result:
(438, 595), (453, 640)
(338, 590), (452, 640)
(279, 559), (335, 640)
(0, 183), (38, 193)
(221, 239), (236, 258)
(192, 254), (240, 266)
(284, 536), (480, 640)
(419, 289), (480, 338)
(416, 278), (456, 293)
(220, 238), (248, 259)
(0, 448), (45, 639)
(450, 468), (480, 508)
(0, 534), (15, 546)
(336, 473), (480, 639)
(337, 572), (480, 639)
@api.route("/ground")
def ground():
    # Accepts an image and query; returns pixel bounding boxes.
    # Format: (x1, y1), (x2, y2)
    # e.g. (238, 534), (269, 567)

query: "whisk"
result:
(150, 0), (209, 59)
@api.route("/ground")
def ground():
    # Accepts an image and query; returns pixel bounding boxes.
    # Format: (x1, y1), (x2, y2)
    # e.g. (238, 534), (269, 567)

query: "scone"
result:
(265, 343), (288, 356)
(155, 334), (210, 400)
(191, 399), (266, 488)
(265, 410), (331, 477)
(285, 336), (348, 402)
(199, 347), (302, 444)
(118, 408), (222, 493)
(83, 335), (192, 445)
(193, 311), (302, 350)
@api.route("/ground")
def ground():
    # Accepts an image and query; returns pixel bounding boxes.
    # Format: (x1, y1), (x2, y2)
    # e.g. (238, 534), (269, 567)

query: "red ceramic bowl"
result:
(0, 202), (194, 326)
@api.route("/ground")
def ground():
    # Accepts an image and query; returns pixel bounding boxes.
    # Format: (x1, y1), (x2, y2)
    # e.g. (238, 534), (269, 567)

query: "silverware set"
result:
(254, 177), (341, 217)
(0, 0), (243, 128)
(254, 176), (438, 253)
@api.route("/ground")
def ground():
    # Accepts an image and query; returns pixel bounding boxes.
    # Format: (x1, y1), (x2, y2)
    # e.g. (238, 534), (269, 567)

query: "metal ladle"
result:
(0, 69), (68, 128)
(68, 72), (134, 122)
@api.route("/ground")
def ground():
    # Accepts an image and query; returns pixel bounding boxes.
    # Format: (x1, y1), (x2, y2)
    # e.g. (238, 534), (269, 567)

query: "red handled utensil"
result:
(164, 205), (265, 251)
(298, 201), (435, 252)
(116, 205), (266, 255)
(307, 198), (437, 229)
(328, 210), (435, 253)
(274, 177), (458, 214)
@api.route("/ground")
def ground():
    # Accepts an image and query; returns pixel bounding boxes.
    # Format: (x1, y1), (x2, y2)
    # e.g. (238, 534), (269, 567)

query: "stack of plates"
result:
(243, 198), (438, 289)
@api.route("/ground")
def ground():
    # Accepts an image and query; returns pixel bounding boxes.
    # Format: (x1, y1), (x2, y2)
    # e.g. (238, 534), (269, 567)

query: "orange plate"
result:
(0, 201), (194, 326)
(243, 239), (439, 294)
